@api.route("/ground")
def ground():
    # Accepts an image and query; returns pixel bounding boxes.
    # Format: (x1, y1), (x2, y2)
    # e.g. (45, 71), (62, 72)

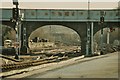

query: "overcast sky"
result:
(0, 0), (119, 9)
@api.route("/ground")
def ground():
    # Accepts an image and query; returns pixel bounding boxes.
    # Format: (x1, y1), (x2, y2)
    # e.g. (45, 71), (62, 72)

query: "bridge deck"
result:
(1, 9), (119, 22)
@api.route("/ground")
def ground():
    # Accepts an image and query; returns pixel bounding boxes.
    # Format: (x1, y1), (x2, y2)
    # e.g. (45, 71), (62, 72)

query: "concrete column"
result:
(20, 23), (28, 54)
(86, 22), (90, 56)
(107, 28), (110, 44)
(91, 22), (94, 55)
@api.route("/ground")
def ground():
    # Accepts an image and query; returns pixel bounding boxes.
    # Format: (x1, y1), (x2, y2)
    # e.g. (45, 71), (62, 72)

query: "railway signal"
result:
(110, 28), (115, 32)
(100, 16), (104, 23)
(13, 0), (19, 5)
(100, 11), (105, 24)
(100, 11), (106, 54)
(12, 0), (20, 60)
(12, 8), (19, 21)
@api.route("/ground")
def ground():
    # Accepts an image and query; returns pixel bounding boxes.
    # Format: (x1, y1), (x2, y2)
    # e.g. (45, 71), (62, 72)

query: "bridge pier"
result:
(20, 23), (29, 54)
(81, 38), (87, 55)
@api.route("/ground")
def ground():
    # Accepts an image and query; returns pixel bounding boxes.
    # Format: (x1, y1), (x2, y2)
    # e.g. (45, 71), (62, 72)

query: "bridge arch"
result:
(93, 22), (119, 52)
(24, 21), (87, 54)
(94, 27), (119, 44)
(93, 22), (119, 35)
(28, 25), (81, 51)
(0, 24), (16, 46)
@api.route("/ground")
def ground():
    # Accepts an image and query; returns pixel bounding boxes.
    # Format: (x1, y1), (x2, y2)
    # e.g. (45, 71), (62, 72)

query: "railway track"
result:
(0, 46), (80, 73)
(1, 56), (68, 72)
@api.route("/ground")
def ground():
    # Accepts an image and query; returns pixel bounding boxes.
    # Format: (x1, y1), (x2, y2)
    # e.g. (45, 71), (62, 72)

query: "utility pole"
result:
(86, 0), (91, 56)
(86, 0), (94, 56)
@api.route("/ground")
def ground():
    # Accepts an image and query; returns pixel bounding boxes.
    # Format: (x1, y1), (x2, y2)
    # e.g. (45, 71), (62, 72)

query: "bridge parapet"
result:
(1, 9), (119, 22)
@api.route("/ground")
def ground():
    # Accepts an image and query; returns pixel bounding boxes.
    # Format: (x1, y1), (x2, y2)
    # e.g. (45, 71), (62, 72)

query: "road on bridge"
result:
(28, 52), (118, 78)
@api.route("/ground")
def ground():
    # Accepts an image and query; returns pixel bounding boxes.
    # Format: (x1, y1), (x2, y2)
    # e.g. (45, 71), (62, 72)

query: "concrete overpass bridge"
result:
(1, 8), (119, 55)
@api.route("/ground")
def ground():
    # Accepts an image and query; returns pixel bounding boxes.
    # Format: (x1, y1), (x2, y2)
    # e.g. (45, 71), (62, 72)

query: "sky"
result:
(0, 0), (119, 9)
